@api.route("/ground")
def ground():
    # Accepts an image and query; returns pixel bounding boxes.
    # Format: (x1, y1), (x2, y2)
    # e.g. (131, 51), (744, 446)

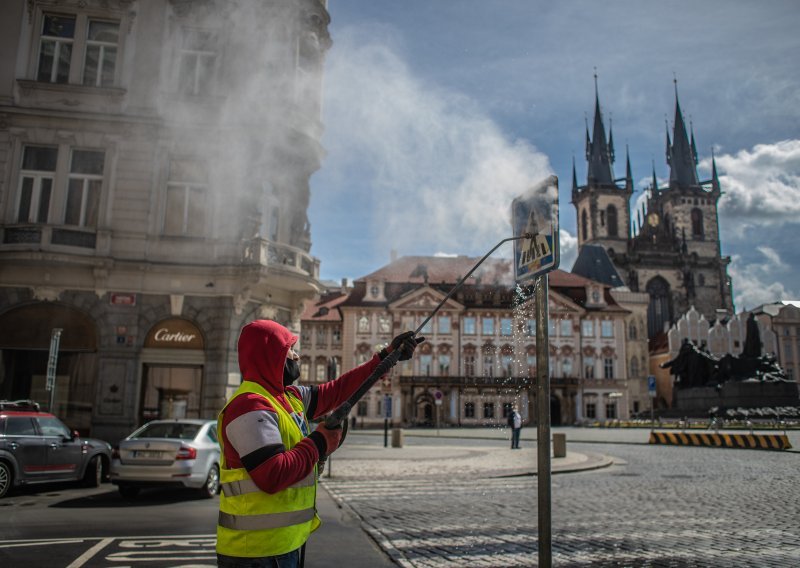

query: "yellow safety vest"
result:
(216, 382), (320, 558)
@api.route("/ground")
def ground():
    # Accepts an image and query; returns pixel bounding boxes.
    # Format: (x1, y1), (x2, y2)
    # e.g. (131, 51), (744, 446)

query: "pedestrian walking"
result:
(509, 406), (522, 449)
(216, 320), (423, 567)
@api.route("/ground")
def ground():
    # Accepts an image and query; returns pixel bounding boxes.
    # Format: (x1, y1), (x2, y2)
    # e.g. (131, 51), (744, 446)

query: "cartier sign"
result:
(144, 319), (204, 349)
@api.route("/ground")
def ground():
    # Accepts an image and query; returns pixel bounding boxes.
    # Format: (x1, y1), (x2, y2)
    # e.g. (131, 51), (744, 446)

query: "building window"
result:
(607, 204), (618, 237)
(606, 403), (617, 419)
(548, 318), (557, 335)
(601, 320), (614, 338)
(463, 317), (476, 335)
(439, 316), (451, 334)
(420, 318), (433, 334)
(527, 355), (536, 375)
(500, 318), (512, 336)
(332, 328), (341, 345)
(502, 402), (512, 419)
(83, 20), (119, 86)
(604, 358), (614, 379)
(584, 356), (595, 379)
(164, 159), (207, 236)
(630, 356), (639, 378)
(581, 208), (589, 241)
(357, 401), (368, 417)
(439, 354), (450, 376)
(464, 354), (476, 375)
(483, 354), (494, 377)
(357, 316), (369, 333)
(315, 362), (326, 382)
(562, 357), (573, 376)
(629, 323), (637, 340)
(17, 145), (57, 223)
(560, 320), (572, 337)
(65, 150), (104, 227)
(691, 208), (704, 239)
(419, 354), (432, 375)
(378, 316), (392, 334)
(526, 319), (536, 336)
(582, 320), (594, 337)
(315, 327), (327, 347)
(37, 14), (75, 83)
(483, 402), (495, 419)
(464, 402), (475, 418)
(482, 317), (494, 335)
(300, 359), (310, 382)
(501, 354), (513, 376)
(585, 402), (596, 419)
(178, 29), (217, 95)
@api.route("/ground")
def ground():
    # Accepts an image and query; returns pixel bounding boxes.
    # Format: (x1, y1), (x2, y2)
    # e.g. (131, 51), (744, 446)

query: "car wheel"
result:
(199, 464), (220, 499)
(82, 456), (102, 488)
(0, 461), (12, 498)
(118, 485), (140, 499)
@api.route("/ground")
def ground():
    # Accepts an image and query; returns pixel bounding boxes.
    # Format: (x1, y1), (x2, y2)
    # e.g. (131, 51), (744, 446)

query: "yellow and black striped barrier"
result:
(649, 430), (792, 451)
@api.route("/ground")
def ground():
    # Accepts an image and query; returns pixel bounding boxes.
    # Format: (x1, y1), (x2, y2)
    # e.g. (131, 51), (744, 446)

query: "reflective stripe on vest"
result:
(218, 507), (316, 531)
(216, 381), (320, 558)
(221, 471), (315, 497)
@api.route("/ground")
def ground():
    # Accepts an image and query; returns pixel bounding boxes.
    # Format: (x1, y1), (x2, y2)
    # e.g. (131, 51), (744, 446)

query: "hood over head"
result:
(238, 320), (298, 394)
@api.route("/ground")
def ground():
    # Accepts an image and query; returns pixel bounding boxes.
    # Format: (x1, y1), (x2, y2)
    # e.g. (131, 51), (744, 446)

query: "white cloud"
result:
(320, 32), (553, 258)
(559, 229), (578, 271)
(702, 140), (800, 226)
(728, 248), (797, 310)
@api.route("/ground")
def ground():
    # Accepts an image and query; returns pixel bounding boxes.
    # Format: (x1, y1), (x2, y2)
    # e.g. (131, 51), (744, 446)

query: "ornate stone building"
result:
(571, 80), (734, 339)
(0, 0), (330, 441)
(299, 255), (640, 428)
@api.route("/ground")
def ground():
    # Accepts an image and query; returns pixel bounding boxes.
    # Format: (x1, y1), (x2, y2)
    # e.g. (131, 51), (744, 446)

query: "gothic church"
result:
(571, 80), (734, 339)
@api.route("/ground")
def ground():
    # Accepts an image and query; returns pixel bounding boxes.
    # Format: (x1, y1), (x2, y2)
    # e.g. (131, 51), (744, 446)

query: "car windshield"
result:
(131, 423), (200, 440)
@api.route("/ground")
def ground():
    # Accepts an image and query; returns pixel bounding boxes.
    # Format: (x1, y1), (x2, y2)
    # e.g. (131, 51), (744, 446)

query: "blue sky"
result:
(307, 0), (800, 310)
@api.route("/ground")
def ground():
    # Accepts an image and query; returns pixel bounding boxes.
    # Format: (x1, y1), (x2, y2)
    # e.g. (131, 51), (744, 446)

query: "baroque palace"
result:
(300, 256), (650, 427)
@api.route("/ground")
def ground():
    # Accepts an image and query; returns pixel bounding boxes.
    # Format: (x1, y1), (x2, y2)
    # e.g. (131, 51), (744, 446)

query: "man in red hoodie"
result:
(216, 319), (422, 567)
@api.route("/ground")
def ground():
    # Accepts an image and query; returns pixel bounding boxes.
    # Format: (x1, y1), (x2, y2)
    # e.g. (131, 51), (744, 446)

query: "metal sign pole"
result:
(534, 275), (552, 568)
(46, 328), (63, 413)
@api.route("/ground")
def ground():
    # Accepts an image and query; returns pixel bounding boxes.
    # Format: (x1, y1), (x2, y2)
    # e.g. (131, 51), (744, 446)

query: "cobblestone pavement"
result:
(322, 439), (800, 567)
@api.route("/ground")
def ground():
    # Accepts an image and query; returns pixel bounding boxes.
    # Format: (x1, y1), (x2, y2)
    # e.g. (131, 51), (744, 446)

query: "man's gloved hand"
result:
(312, 422), (343, 457)
(380, 330), (426, 361)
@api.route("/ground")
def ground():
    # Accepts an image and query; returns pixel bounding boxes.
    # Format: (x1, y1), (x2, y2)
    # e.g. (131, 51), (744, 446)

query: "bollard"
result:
(391, 428), (404, 448)
(552, 433), (567, 458)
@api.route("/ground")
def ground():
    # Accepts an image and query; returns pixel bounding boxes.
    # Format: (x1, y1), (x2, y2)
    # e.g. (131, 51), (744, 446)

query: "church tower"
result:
(571, 76), (632, 257)
(572, 80), (734, 339)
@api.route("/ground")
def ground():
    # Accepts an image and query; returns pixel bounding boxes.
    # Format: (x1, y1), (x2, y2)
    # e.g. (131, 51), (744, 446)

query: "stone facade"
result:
(0, 0), (330, 442)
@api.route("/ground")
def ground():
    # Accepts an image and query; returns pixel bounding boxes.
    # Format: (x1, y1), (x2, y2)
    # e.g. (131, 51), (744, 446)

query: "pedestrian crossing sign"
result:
(512, 176), (560, 283)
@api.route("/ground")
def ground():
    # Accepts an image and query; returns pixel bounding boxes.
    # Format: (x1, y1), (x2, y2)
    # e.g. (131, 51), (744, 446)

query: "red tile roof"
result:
(300, 291), (348, 321)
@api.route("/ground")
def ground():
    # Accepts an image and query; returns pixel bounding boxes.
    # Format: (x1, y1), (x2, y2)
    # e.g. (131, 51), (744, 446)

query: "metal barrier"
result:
(648, 431), (792, 450)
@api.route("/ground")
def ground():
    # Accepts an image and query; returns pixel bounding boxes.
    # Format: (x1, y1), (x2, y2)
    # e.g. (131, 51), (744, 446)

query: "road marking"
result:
(0, 538), (86, 549)
(66, 538), (113, 568)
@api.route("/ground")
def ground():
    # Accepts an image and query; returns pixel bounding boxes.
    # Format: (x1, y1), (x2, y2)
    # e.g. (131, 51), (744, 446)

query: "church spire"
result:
(586, 73), (615, 186)
(667, 80), (700, 187)
(625, 145), (633, 190)
(572, 156), (578, 192)
(711, 148), (720, 193)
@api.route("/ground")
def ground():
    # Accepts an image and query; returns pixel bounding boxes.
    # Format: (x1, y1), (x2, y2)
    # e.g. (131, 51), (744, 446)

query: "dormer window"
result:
(370, 285), (379, 298)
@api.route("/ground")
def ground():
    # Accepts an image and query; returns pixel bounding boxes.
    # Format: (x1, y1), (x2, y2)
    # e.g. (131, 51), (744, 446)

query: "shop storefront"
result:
(139, 318), (205, 424)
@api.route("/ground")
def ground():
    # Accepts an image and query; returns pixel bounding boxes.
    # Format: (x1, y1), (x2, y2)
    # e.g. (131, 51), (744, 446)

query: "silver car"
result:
(110, 419), (220, 499)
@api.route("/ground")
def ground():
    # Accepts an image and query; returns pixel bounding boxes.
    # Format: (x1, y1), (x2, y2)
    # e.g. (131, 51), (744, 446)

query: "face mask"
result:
(283, 358), (301, 386)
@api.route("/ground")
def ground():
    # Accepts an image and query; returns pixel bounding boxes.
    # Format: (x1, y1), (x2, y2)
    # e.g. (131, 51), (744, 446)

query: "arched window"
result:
(606, 204), (618, 237)
(646, 276), (672, 339)
(691, 208), (704, 239)
(581, 209), (589, 242)
(630, 356), (639, 378)
(628, 322), (637, 340)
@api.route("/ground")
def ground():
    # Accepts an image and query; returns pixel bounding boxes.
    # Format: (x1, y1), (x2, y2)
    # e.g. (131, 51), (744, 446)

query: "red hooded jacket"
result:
(220, 320), (381, 494)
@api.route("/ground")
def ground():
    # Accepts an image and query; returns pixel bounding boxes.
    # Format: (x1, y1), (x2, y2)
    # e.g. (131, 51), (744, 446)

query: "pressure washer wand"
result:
(323, 233), (533, 431)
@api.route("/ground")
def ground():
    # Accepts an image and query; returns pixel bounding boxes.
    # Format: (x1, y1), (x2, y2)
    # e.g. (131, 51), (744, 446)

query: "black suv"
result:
(0, 400), (112, 498)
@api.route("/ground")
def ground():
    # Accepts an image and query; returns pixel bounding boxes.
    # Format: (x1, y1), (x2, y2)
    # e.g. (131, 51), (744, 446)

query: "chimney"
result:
(340, 278), (348, 294)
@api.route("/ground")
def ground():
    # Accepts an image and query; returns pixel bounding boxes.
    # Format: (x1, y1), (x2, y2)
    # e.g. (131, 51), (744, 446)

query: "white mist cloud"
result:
(702, 139), (800, 227)
(320, 31), (553, 258)
(729, 247), (798, 310)
(559, 229), (578, 271)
